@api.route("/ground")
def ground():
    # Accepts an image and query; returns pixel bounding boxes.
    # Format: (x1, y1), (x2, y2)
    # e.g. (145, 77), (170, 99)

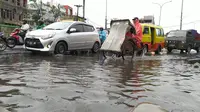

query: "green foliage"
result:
(28, 1), (66, 23)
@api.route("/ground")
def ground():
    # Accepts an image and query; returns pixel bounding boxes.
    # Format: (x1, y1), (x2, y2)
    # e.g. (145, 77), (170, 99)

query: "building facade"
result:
(0, 0), (27, 25)
(64, 5), (73, 16)
(61, 5), (86, 22)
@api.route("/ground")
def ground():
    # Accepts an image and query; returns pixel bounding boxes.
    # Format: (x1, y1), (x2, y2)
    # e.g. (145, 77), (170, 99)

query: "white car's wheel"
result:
(55, 42), (67, 54)
(92, 42), (100, 53)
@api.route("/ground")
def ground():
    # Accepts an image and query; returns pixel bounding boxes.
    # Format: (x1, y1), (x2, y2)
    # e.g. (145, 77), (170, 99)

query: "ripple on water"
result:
(0, 54), (199, 112)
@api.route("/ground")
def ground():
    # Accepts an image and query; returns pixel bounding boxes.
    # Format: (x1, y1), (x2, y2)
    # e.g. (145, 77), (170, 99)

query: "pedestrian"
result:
(98, 27), (106, 45)
(132, 17), (143, 48)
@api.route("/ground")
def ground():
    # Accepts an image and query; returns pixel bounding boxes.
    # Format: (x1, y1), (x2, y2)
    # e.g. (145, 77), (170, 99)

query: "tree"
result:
(27, 1), (66, 23)
(48, 4), (66, 20)
(28, 0), (46, 23)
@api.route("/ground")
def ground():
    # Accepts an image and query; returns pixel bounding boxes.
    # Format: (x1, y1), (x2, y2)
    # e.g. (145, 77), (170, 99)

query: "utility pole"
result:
(83, 0), (85, 20)
(74, 5), (82, 21)
(180, 0), (184, 30)
(39, 0), (42, 17)
(152, 1), (172, 26)
(105, 0), (108, 30)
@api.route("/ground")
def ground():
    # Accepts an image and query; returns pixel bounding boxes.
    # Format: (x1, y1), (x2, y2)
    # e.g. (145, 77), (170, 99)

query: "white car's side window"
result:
(70, 24), (84, 32)
(83, 25), (95, 32)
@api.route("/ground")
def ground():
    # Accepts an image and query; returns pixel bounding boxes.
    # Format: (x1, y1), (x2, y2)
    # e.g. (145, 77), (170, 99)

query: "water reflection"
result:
(0, 53), (199, 112)
(102, 59), (163, 109)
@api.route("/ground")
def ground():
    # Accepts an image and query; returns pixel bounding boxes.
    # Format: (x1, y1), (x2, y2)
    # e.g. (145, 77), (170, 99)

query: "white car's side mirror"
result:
(69, 28), (77, 33)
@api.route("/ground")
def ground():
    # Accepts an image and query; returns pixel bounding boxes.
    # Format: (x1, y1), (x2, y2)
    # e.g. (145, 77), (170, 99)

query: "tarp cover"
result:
(100, 20), (130, 52)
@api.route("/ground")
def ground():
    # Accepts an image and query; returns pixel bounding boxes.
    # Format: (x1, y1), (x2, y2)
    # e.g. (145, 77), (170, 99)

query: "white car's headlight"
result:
(26, 32), (30, 37)
(41, 33), (56, 40)
(181, 41), (185, 43)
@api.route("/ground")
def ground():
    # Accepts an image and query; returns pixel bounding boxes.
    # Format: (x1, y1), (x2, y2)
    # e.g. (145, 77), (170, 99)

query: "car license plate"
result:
(29, 41), (33, 45)
(169, 44), (175, 47)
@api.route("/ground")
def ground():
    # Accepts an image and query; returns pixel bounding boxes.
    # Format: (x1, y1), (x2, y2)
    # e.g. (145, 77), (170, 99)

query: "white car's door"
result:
(67, 24), (85, 50)
(83, 25), (97, 48)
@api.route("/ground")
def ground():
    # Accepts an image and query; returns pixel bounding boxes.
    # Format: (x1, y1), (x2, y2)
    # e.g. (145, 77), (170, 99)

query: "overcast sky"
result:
(39, 0), (200, 33)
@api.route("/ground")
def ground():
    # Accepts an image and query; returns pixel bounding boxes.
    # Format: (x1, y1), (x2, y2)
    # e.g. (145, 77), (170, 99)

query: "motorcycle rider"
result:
(20, 20), (30, 39)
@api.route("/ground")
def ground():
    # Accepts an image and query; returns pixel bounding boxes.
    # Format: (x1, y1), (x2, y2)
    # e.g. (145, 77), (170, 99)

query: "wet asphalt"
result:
(0, 46), (199, 112)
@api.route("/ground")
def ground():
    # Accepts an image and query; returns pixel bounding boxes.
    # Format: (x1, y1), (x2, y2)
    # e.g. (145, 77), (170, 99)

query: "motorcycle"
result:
(0, 32), (7, 51)
(7, 28), (27, 48)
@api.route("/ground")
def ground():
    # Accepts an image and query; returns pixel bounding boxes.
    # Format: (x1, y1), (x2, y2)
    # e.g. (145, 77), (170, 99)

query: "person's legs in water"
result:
(101, 39), (105, 45)
(132, 35), (142, 49)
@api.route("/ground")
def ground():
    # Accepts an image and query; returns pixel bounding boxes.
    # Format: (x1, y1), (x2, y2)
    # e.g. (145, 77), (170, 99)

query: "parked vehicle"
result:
(24, 21), (101, 54)
(0, 32), (7, 51)
(7, 28), (27, 48)
(141, 23), (165, 54)
(165, 29), (200, 53)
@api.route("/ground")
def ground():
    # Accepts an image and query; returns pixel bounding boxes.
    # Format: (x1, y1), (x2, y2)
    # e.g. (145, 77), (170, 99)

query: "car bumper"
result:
(25, 46), (52, 52)
(166, 43), (186, 49)
(24, 38), (55, 52)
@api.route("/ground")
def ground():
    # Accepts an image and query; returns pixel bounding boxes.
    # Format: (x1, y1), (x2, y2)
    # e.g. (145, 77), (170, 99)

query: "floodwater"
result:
(0, 52), (199, 112)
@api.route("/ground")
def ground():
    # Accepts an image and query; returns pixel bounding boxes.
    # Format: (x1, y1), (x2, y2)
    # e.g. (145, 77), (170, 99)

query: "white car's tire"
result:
(55, 42), (67, 54)
(92, 42), (100, 53)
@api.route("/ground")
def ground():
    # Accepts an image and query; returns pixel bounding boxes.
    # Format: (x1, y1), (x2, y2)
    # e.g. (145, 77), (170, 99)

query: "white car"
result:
(24, 21), (101, 54)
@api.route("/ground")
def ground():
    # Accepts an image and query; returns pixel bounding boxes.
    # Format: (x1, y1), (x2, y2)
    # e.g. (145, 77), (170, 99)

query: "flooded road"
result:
(0, 52), (199, 112)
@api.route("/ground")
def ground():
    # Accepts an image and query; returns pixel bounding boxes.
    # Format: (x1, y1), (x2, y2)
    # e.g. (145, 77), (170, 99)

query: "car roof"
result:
(169, 30), (188, 32)
(60, 21), (92, 25)
(73, 21), (93, 26)
(141, 23), (163, 29)
(57, 21), (95, 28)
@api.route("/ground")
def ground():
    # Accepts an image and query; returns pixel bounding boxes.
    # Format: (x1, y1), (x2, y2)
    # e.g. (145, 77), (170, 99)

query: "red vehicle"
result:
(7, 28), (26, 48)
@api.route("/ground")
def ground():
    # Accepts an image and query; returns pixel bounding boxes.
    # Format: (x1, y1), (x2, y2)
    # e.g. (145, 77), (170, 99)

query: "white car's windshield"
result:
(43, 22), (73, 30)
(167, 31), (186, 38)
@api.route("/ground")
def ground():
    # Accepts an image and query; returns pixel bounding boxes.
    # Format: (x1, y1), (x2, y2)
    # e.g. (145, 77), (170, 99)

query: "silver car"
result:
(24, 21), (101, 54)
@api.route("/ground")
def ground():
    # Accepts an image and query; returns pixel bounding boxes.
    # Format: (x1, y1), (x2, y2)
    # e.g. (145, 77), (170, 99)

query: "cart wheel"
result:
(121, 40), (135, 60)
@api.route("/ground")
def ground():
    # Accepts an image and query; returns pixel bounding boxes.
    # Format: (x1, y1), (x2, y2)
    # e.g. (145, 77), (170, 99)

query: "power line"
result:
(163, 20), (200, 28)
(86, 18), (102, 27)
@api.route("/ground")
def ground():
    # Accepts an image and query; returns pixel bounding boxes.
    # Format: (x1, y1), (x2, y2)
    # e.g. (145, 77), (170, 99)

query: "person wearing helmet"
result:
(36, 20), (46, 30)
(132, 17), (143, 48)
(98, 27), (107, 44)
